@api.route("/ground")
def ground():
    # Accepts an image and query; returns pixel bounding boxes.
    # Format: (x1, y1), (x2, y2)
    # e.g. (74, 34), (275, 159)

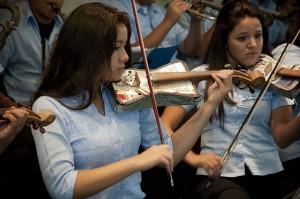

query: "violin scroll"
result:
(25, 108), (56, 133)
(0, 107), (56, 134)
(232, 70), (265, 93)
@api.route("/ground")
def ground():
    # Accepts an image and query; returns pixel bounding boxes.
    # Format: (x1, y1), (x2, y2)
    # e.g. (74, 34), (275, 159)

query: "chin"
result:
(112, 77), (121, 82)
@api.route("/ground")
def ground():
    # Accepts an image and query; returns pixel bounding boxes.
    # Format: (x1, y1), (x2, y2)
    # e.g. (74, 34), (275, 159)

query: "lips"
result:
(245, 52), (257, 56)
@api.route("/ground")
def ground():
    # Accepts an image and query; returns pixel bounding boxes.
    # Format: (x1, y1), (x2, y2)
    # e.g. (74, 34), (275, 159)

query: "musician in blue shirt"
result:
(31, 3), (232, 198)
(0, 1), (64, 198)
(111, 0), (209, 68)
(162, 1), (300, 198)
(0, 1), (64, 106)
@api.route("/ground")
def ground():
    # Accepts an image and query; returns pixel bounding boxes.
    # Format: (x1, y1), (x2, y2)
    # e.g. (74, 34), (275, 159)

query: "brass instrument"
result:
(184, 0), (289, 24)
(52, 4), (66, 22)
(185, 0), (217, 20)
(0, 0), (21, 50)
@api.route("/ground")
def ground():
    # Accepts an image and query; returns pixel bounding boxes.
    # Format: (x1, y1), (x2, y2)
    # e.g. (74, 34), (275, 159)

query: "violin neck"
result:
(151, 71), (214, 83)
(277, 68), (300, 79)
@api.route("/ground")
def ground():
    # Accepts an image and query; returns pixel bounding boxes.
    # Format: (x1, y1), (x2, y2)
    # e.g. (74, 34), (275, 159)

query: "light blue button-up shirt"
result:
(113, 0), (187, 47)
(272, 43), (300, 162)
(31, 88), (172, 199)
(0, 3), (63, 105)
(183, 64), (294, 177)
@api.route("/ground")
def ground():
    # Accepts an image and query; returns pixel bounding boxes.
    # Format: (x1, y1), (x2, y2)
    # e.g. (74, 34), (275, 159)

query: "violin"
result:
(276, 68), (300, 79)
(152, 54), (300, 98)
(151, 69), (265, 89)
(0, 107), (56, 133)
(151, 68), (300, 83)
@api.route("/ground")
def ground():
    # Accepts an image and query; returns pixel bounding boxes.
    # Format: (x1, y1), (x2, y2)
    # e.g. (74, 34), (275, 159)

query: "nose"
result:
(120, 48), (129, 63)
(248, 37), (257, 48)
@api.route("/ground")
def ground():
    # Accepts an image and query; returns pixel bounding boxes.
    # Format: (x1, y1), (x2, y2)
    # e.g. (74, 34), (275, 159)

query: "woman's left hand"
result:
(207, 70), (233, 105)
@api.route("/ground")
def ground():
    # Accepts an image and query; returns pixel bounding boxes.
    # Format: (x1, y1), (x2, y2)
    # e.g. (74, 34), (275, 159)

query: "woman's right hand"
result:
(136, 144), (174, 173)
(184, 151), (222, 179)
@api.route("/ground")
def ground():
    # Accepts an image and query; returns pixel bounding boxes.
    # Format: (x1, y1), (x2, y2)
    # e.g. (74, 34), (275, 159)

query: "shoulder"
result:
(271, 44), (286, 58)
(32, 96), (62, 110)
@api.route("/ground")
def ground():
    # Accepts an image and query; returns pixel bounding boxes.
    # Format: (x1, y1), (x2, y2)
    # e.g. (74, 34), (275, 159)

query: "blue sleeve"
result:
(139, 108), (173, 153)
(32, 97), (77, 199)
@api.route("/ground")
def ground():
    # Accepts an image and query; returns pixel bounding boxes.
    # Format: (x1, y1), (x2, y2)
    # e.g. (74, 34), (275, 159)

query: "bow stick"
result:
(206, 27), (300, 189)
(130, 0), (174, 186)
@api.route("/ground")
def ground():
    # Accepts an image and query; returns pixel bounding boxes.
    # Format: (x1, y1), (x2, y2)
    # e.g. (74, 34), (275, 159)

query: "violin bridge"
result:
(120, 70), (140, 87)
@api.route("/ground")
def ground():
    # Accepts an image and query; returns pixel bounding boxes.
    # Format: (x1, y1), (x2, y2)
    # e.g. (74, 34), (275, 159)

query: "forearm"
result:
(273, 112), (300, 148)
(0, 121), (18, 154)
(73, 156), (140, 198)
(183, 150), (200, 167)
(196, 23), (215, 56)
(131, 20), (174, 48)
(178, 17), (203, 57)
(0, 92), (17, 108)
(171, 101), (216, 165)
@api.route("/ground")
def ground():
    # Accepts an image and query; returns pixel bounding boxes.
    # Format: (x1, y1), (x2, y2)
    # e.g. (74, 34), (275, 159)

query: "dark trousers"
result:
(195, 165), (287, 199)
(278, 157), (300, 198)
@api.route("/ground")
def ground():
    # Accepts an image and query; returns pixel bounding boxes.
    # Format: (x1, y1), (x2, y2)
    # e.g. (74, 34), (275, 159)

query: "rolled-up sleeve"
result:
(31, 97), (77, 199)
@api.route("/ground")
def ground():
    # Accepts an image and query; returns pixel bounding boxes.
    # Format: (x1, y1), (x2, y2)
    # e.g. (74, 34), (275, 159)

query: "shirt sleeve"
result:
(139, 108), (173, 153)
(272, 92), (295, 110)
(31, 97), (77, 199)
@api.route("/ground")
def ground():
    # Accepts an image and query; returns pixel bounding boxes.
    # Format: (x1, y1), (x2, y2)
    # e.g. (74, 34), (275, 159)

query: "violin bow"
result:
(208, 28), (300, 187)
(130, 0), (174, 186)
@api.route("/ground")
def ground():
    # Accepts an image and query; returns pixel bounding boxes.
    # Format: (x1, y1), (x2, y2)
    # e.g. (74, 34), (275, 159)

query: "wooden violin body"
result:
(0, 107), (56, 133)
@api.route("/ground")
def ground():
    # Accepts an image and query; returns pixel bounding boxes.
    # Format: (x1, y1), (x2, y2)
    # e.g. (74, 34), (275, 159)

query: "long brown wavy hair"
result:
(31, 3), (132, 110)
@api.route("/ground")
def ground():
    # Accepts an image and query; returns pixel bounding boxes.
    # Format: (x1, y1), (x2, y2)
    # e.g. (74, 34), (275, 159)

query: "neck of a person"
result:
(94, 89), (105, 116)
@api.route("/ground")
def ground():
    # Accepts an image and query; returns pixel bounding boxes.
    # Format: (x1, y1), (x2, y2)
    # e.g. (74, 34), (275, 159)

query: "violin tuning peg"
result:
(238, 82), (247, 89)
(249, 85), (255, 94)
(224, 64), (232, 70)
(39, 127), (46, 134)
(32, 122), (39, 130)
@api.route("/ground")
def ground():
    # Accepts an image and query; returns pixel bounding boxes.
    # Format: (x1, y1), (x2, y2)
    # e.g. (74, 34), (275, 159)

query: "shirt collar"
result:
(136, 3), (158, 15)
(23, 3), (63, 27)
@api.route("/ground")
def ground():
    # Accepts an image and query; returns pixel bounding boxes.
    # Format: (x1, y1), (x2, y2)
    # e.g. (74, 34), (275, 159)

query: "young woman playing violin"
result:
(162, 0), (300, 199)
(30, 3), (233, 199)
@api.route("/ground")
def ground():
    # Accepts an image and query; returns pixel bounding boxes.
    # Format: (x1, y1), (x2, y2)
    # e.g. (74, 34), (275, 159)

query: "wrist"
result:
(161, 19), (175, 29)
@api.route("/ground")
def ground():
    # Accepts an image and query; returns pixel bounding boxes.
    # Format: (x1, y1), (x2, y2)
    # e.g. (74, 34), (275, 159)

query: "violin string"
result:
(205, 27), (300, 190)
(130, 0), (174, 186)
